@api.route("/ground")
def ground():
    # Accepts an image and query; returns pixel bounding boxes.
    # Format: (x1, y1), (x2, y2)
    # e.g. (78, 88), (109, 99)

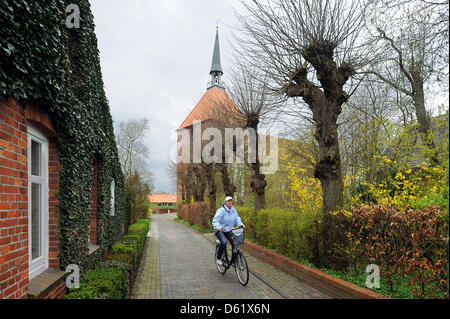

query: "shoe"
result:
(216, 259), (223, 266)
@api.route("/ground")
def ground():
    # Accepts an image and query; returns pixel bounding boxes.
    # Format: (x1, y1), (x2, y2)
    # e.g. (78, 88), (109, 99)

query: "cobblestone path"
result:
(131, 213), (331, 299)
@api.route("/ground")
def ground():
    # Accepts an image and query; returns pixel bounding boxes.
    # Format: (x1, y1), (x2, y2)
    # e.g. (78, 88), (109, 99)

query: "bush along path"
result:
(65, 219), (150, 299)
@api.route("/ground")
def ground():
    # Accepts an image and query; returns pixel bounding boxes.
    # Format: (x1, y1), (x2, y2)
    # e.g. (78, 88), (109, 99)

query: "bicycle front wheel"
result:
(215, 244), (227, 274)
(235, 251), (249, 286)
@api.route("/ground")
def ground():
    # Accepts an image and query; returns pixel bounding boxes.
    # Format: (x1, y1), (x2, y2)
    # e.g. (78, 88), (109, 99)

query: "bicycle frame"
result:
(216, 241), (241, 269)
(215, 226), (249, 286)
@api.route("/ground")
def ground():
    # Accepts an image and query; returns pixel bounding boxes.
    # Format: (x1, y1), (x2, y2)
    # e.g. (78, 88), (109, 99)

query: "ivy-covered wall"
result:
(0, 0), (125, 271)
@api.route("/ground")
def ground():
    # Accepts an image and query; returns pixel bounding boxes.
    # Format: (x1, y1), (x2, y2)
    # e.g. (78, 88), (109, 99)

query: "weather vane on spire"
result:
(216, 16), (219, 29)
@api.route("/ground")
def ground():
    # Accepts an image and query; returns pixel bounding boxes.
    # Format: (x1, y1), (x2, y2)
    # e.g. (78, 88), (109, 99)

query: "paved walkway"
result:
(131, 213), (331, 299)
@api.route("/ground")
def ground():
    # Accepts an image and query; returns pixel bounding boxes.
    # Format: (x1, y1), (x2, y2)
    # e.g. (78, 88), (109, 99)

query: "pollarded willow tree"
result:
(235, 0), (368, 214)
(225, 63), (279, 211)
(234, 0), (369, 267)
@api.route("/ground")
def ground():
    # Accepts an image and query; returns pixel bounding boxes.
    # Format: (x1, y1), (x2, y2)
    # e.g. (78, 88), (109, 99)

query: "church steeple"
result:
(207, 22), (225, 90)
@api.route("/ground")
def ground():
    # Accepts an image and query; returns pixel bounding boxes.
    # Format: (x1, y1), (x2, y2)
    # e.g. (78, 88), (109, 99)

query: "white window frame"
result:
(110, 179), (115, 216)
(28, 125), (49, 279)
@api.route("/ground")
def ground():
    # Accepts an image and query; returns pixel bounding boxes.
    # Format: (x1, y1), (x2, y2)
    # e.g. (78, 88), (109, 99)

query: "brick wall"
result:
(0, 98), (29, 299)
(48, 142), (60, 269)
(178, 202), (212, 228)
(38, 277), (66, 299)
(0, 98), (62, 299)
(153, 208), (177, 214)
(241, 241), (387, 299)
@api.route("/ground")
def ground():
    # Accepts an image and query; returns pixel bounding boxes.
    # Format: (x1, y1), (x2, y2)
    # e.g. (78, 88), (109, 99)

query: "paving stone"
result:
(131, 213), (333, 299)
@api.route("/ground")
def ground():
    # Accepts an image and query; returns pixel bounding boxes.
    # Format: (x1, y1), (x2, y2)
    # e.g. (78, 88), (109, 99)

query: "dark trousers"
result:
(215, 231), (236, 263)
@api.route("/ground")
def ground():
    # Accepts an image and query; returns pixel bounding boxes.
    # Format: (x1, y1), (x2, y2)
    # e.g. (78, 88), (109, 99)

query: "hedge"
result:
(236, 206), (318, 261)
(65, 267), (128, 299)
(66, 218), (151, 299)
(111, 219), (150, 266)
(107, 242), (136, 268)
(344, 205), (449, 299)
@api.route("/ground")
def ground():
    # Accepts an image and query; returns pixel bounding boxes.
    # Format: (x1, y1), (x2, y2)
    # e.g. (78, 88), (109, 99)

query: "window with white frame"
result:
(28, 126), (49, 279)
(110, 179), (115, 216)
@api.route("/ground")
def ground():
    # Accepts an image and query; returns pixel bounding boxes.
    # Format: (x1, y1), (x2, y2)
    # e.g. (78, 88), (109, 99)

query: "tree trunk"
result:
(192, 164), (206, 202)
(248, 122), (266, 211)
(312, 102), (347, 269)
(205, 163), (217, 212)
(218, 163), (236, 197)
(282, 42), (353, 269)
(411, 68), (439, 165)
(313, 120), (344, 213)
(185, 164), (194, 203)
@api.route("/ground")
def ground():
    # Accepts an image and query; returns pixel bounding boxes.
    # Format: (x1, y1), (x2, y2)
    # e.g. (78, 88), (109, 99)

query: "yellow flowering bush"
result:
(346, 156), (448, 212)
(284, 155), (323, 213)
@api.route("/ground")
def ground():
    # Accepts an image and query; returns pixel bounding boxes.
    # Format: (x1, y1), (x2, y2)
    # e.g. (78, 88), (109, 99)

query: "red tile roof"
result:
(148, 193), (177, 204)
(177, 87), (239, 130)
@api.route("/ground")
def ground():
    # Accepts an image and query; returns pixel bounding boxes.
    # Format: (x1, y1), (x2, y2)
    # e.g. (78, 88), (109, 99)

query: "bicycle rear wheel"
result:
(215, 243), (227, 274)
(235, 251), (249, 286)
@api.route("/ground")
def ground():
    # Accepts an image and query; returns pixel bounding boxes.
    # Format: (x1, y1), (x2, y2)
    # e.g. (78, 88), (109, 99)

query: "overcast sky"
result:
(90, 0), (242, 193)
(89, 1), (448, 194)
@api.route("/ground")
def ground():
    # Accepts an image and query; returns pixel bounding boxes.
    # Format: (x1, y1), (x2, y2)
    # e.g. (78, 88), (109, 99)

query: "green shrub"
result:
(128, 224), (147, 238)
(235, 206), (257, 239)
(135, 219), (150, 234)
(123, 234), (142, 254)
(107, 253), (134, 269)
(254, 208), (318, 261)
(136, 218), (150, 228)
(65, 280), (115, 299)
(111, 242), (135, 256)
(65, 267), (127, 299)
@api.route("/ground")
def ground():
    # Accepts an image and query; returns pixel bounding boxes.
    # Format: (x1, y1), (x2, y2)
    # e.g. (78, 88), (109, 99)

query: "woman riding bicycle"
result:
(212, 196), (245, 266)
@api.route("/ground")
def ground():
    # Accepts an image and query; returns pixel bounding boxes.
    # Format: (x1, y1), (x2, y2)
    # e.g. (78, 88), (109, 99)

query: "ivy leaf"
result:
(3, 42), (15, 55)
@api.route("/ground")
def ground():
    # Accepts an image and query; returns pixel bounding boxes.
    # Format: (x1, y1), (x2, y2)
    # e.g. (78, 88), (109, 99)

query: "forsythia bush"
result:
(347, 157), (449, 212)
(283, 155), (323, 213)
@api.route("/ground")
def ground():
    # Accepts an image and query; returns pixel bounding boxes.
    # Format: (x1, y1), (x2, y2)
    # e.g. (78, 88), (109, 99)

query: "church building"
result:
(176, 26), (239, 208)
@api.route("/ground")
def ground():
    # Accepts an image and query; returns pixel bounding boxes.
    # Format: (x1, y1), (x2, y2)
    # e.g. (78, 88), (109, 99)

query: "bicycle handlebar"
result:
(220, 225), (244, 232)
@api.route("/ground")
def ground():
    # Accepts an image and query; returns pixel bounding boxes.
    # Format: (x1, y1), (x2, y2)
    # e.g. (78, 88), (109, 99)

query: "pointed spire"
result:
(209, 27), (223, 77)
(207, 22), (225, 90)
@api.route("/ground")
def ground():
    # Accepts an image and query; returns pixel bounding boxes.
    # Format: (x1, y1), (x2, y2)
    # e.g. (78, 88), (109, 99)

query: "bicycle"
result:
(214, 225), (249, 286)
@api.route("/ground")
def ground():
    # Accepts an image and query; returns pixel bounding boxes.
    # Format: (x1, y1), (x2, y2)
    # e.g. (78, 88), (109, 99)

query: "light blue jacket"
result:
(212, 204), (243, 233)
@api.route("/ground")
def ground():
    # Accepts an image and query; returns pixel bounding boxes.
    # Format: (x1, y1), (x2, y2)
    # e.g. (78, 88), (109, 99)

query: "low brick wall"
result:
(27, 270), (68, 299)
(242, 241), (387, 299)
(153, 208), (177, 214)
(178, 202), (212, 229)
(38, 278), (67, 299)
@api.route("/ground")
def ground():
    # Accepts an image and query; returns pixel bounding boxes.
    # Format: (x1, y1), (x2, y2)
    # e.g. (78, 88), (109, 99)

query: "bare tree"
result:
(166, 158), (178, 191)
(116, 118), (151, 179)
(365, 0), (449, 164)
(234, 0), (368, 214)
(233, 0), (370, 267)
(115, 118), (154, 226)
(223, 63), (281, 210)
